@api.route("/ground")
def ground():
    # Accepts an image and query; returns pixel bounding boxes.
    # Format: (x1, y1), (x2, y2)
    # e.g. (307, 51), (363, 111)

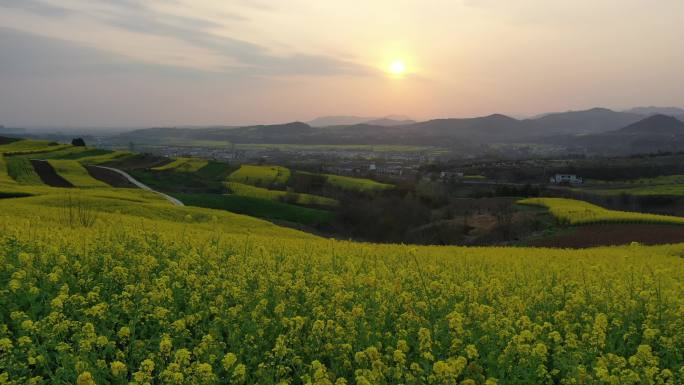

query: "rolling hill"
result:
(567, 114), (684, 154)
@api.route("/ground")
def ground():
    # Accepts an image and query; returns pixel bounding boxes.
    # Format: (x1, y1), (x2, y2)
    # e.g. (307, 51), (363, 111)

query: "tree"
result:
(71, 138), (86, 147)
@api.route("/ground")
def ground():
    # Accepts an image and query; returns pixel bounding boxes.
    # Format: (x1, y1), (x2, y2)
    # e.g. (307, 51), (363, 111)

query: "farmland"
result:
(47, 160), (110, 188)
(1, 189), (684, 384)
(0, 155), (15, 184)
(578, 175), (684, 197)
(5, 156), (44, 185)
(173, 192), (334, 226)
(151, 157), (210, 173)
(0, 139), (69, 155)
(519, 197), (684, 225)
(227, 165), (291, 186)
(323, 173), (393, 192)
(225, 181), (338, 207)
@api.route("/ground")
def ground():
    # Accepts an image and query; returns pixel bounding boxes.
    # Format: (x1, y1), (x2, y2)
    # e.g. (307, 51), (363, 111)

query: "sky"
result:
(0, 0), (683, 127)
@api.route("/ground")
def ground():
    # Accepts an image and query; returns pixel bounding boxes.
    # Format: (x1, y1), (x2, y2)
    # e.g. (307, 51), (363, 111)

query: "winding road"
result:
(93, 166), (185, 206)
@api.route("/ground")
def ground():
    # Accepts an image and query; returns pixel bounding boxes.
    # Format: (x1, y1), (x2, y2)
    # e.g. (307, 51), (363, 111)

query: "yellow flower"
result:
(222, 352), (238, 370)
(232, 363), (247, 383)
(76, 372), (96, 385)
(110, 361), (127, 377)
(117, 326), (131, 341)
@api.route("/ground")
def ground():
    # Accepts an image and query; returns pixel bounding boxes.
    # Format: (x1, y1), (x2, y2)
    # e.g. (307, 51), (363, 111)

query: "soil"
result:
(0, 136), (19, 145)
(85, 166), (137, 188)
(525, 224), (684, 248)
(30, 160), (73, 188)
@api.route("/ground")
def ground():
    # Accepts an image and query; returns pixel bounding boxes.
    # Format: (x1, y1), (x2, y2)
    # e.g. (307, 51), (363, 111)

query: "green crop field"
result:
(151, 157), (210, 173)
(324, 173), (393, 191)
(4, 156), (43, 185)
(0, 139), (69, 155)
(0, 154), (16, 184)
(227, 165), (291, 186)
(225, 182), (338, 207)
(519, 197), (684, 225)
(578, 175), (684, 196)
(47, 159), (110, 188)
(174, 192), (334, 226)
(0, 182), (683, 384)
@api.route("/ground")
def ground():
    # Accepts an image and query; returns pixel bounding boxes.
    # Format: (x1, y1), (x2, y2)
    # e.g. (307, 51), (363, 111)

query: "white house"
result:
(549, 174), (583, 185)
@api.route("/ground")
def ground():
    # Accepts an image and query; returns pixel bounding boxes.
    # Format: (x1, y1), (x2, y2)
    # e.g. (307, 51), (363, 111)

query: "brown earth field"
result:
(85, 165), (136, 188)
(0, 136), (20, 145)
(525, 224), (684, 248)
(30, 160), (73, 188)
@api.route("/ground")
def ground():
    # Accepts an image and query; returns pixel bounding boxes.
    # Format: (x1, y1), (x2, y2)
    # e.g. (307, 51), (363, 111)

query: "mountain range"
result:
(112, 107), (684, 155)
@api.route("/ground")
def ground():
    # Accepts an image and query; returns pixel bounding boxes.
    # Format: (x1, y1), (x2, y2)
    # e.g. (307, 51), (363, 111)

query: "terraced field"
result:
(151, 157), (210, 172)
(5, 156), (44, 185)
(0, 154), (16, 184)
(0, 139), (69, 155)
(578, 175), (684, 197)
(225, 181), (338, 207)
(324, 173), (393, 191)
(47, 159), (110, 188)
(174, 192), (334, 226)
(227, 165), (291, 186)
(519, 197), (684, 225)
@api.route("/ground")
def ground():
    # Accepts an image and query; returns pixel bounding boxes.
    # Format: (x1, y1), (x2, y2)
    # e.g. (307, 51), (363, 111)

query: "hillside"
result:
(111, 108), (649, 147)
(2, 138), (684, 384)
(617, 114), (684, 134)
(566, 115), (684, 154)
(2, 172), (684, 384)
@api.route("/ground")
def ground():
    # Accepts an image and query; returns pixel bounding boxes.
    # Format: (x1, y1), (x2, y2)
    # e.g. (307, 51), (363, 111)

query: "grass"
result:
(519, 197), (684, 225)
(151, 157), (210, 172)
(173, 192), (334, 226)
(47, 160), (110, 188)
(225, 181), (338, 207)
(5, 156), (43, 185)
(227, 165), (291, 186)
(323, 173), (393, 191)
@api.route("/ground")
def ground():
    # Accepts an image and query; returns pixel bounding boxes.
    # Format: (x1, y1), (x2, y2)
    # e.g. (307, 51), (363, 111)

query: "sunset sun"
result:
(388, 59), (407, 76)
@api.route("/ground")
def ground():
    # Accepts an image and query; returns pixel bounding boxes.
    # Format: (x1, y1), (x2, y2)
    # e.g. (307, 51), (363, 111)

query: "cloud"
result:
(0, 0), (373, 77)
(0, 0), (71, 17)
(0, 27), (210, 78)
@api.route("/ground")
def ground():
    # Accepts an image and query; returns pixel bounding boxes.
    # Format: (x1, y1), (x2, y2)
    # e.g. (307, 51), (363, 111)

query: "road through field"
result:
(93, 166), (185, 206)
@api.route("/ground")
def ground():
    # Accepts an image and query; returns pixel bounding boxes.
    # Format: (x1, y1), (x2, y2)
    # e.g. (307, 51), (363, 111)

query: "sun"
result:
(388, 59), (407, 76)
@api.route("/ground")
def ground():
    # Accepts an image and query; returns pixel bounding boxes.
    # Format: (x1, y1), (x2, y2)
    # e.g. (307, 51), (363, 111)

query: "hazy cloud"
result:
(0, 0), (71, 17)
(0, 0), (372, 77)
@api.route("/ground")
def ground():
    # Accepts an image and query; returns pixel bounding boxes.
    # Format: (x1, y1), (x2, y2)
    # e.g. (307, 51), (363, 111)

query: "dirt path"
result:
(92, 166), (184, 206)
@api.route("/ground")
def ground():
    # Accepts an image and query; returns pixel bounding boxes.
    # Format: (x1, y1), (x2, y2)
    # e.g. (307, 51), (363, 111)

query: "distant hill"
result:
(617, 114), (684, 134)
(625, 106), (684, 118)
(110, 108), (684, 153)
(308, 115), (414, 127)
(526, 107), (643, 135)
(565, 115), (684, 154)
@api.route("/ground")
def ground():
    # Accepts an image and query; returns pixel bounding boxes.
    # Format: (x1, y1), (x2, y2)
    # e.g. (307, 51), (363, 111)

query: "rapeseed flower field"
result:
(1, 189), (684, 384)
(519, 197), (684, 226)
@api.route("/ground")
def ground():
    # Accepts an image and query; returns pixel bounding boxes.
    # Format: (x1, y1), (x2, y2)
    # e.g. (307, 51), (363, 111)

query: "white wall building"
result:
(549, 174), (583, 185)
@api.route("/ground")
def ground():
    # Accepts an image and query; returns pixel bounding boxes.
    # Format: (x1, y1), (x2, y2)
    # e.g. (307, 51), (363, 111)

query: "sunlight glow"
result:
(388, 59), (407, 76)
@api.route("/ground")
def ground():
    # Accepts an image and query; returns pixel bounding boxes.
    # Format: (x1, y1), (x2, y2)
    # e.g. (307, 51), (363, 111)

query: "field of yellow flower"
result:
(1, 186), (683, 385)
(519, 197), (684, 226)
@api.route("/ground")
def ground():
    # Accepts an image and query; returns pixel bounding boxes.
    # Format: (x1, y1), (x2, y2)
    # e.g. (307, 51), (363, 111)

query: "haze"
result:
(1, 0), (683, 127)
